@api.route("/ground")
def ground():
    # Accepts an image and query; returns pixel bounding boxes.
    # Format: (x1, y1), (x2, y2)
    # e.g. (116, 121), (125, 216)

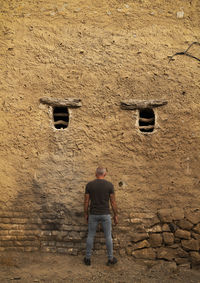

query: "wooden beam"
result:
(121, 99), (168, 110)
(54, 120), (69, 126)
(40, 97), (82, 108)
(139, 117), (155, 123)
(53, 113), (69, 117)
(139, 125), (154, 130)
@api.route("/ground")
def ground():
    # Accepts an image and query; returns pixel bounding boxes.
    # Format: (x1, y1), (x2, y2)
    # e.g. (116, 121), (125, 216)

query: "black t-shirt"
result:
(85, 179), (114, 215)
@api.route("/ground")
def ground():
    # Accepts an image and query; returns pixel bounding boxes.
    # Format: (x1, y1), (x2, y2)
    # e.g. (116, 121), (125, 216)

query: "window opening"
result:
(139, 108), (155, 133)
(53, 106), (69, 129)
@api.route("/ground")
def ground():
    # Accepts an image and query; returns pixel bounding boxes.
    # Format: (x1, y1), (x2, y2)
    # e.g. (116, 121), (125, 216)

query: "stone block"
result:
(80, 232), (87, 238)
(175, 257), (189, 265)
(175, 229), (191, 240)
(162, 224), (170, 232)
(192, 232), (200, 240)
(0, 211), (13, 217)
(147, 216), (160, 227)
(73, 226), (86, 232)
(130, 218), (143, 224)
(57, 232), (69, 241)
(178, 263), (191, 269)
(172, 208), (184, 221)
(157, 209), (173, 223)
(68, 231), (82, 241)
(146, 224), (162, 233)
(181, 239), (199, 251)
(163, 232), (174, 245)
(24, 247), (39, 252)
(177, 247), (188, 258)
(56, 242), (73, 248)
(29, 218), (43, 224)
(10, 218), (28, 224)
(16, 236), (36, 241)
(185, 211), (200, 225)
(14, 241), (39, 247)
(131, 233), (149, 243)
(4, 247), (25, 252)
(67, 248), (78, 255)
(40, 231), (52, 236)
(41, 247), (56, 253)
(158, 208), (184, 223)
(94, 243), (104, 250)
(190, 252), (200, 264)
(79, 226), (88, 232)
(177, 219), (193, 230)
(149, 233), (163, 247)
(118, 226), (130, 232)
(73, 242), (85, 249)
(156, 247), (177, 261)
(62, 225), (74, 231)
(57, 247), (68, 254)
(132, 248), (156, 260)
(0, 224), (16, 230)
(133, 240), (150, 250)
(134, 224), (146, 233)
(0, 230), (9, 235)
(0, 241), (13, 247)
(119, 249), (126, 256)
(13, 212), (30, 218)
(41, 241), (55, 247)
(0, 235), (16, 241)
(170, 244), (179, 249)
(22, 230), (40, 236)
(24, 224), (39, 230)
(0, 218), (10, 224)
(193, 224), (200, 234)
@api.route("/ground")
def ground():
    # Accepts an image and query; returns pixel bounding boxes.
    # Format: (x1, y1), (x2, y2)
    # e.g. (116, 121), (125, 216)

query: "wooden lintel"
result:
(40, 97), (82, 108)
(121, 99), (168, 110)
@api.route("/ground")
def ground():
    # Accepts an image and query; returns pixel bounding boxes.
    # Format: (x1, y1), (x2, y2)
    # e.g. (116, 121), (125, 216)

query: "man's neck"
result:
(96, 176), (105, 180)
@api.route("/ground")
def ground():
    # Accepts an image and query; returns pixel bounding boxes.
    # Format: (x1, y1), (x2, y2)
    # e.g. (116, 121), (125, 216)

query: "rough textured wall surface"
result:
(0, 0), (200, 260)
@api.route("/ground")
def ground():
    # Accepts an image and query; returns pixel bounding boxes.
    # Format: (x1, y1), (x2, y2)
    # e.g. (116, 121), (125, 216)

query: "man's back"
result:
(85, 179), (114, 215)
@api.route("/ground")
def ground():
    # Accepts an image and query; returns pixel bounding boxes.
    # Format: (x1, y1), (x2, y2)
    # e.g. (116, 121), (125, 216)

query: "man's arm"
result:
(84, 193), (90, 224)
(110, 193), (118, 225)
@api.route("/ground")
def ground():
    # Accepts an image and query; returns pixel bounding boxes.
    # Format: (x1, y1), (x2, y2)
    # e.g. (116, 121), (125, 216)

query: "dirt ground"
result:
(0, 252), (200, 283)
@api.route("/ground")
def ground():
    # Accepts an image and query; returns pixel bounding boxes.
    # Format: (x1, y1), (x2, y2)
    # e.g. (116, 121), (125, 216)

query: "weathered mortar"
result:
(0, 0), (200, 265)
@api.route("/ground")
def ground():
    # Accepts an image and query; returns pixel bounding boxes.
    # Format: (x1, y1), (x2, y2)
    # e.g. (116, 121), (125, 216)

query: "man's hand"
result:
(114, 215), (118, 225)
(84, 194), (90, 224)
(110, 194), (118, 225)
(84, 213), (89, 224)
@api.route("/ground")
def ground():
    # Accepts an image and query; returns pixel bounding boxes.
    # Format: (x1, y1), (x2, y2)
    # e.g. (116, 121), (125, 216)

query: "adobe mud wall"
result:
(0, 0), (200, 265)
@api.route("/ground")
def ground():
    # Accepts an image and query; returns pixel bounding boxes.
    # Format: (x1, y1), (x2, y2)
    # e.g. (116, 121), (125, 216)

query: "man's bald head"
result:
(95, 167), (107, 178)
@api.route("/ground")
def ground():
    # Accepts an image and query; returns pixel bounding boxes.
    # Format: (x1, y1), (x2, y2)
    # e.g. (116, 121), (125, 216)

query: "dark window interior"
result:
(53, 107), (69, 129)
(139, 108), (155, 133)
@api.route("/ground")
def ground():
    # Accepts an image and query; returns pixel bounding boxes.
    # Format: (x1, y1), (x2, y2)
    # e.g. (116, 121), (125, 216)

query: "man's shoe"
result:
(84, 257), (91, 266)
(106, 257), (117, 266)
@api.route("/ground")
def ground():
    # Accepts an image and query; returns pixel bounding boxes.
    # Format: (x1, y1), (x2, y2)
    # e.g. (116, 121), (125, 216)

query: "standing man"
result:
(84, 167), (118, 266)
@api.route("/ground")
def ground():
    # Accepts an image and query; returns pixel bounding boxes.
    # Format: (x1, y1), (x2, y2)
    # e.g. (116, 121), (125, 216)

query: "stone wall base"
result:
(0, 208), (200, 267)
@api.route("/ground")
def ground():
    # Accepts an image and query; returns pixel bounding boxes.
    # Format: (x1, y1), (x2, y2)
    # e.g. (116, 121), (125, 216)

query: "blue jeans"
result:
(86, 214), (113, 260)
